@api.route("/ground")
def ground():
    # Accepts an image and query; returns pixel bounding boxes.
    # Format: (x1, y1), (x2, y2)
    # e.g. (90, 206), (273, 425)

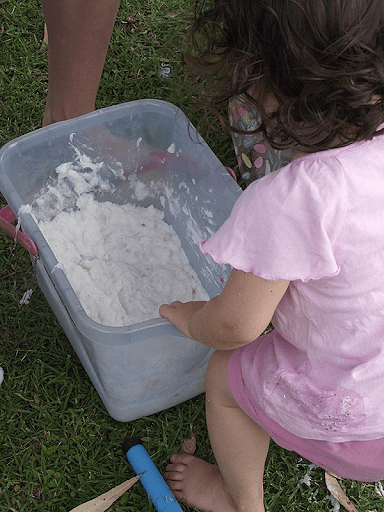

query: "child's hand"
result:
(160, 270), (289, 350)
(159, 301), (207, 340)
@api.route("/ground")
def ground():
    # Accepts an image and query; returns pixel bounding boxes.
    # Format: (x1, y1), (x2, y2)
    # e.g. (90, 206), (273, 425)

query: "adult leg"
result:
(165, 350), (270, 512)
(41, 0), (121, 125)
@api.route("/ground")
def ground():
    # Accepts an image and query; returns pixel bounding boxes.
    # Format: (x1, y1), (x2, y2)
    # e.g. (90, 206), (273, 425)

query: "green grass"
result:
(1, 0), (384, 511)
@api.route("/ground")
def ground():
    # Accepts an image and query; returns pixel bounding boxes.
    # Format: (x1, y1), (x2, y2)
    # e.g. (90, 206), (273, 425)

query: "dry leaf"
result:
(68, 475), (141, 512)
(40, 22), (48, 50)
(325, 472), (360, 512)
(180, 434), (196, 455)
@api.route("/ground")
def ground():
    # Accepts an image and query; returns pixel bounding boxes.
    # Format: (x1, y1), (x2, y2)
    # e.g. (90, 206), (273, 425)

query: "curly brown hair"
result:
(185, 0), (384, 151)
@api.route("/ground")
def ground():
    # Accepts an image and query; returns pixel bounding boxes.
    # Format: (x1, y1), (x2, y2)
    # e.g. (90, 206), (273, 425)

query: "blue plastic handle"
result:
(122, 437), (183, 512)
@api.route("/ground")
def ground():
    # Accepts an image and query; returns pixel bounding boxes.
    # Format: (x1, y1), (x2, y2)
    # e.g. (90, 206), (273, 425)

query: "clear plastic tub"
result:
(0, 99), (241, 421)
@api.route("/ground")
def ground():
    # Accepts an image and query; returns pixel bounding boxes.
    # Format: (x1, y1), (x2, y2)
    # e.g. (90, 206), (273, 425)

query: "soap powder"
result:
(38, 195), (209, 327)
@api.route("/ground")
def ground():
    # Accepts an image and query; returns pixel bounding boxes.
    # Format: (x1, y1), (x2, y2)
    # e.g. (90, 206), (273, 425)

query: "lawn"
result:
(1, 0), (384, 511)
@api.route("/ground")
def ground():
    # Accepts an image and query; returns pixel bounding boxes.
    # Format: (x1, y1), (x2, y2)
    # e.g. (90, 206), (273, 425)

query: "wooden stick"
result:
(69, 475), (141, 512)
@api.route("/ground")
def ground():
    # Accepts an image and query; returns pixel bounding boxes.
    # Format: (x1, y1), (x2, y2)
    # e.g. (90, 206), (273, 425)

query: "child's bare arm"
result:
(159, 269), (289, 350)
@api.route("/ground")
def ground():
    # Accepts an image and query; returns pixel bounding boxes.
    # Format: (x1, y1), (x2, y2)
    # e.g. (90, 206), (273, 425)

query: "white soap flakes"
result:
(299, 473), (312, 487)
(33, 140), (210, 327)
(38, 195), (209, 327)
(167, 143), (176, 154)
(375, 481), (384, 496)
(19, 289), (33, 305)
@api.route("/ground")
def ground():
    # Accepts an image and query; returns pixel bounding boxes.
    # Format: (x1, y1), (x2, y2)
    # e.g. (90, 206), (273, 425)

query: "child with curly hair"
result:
(160, 1), (384, 511)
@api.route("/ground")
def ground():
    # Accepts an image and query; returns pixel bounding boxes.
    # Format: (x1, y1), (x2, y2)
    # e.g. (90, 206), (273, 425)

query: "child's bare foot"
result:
(164, 454), (236, 512)
(165, 453), (265, 512)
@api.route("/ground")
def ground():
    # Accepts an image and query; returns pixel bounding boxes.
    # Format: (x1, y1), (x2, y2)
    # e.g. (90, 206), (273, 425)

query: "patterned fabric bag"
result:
(229, 96), (297, 185)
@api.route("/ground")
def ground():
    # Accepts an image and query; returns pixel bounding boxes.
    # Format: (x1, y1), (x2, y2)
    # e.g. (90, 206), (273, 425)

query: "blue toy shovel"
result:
(122, 436), (183, 512)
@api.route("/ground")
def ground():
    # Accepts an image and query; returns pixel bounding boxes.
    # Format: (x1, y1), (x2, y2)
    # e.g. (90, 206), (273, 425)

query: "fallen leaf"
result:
(180, 434), (196, 455)
(68, 475), (141, 512)
(40, 22), (48, 50)
(324, 472), (360, 512)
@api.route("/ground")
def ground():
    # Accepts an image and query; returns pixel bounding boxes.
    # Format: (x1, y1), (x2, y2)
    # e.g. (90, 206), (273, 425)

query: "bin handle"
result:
(0, 205), (39, 257)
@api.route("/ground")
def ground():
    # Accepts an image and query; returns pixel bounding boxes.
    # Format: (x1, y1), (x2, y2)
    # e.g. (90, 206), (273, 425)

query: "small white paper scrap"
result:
(19, 289), (33, 305)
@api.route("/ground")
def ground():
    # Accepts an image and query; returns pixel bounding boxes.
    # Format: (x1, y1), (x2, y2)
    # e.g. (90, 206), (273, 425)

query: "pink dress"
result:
(200, 135), (384, 481)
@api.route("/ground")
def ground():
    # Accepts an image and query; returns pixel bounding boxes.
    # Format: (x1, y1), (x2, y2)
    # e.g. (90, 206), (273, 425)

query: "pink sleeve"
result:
(200, 157), (347, 282)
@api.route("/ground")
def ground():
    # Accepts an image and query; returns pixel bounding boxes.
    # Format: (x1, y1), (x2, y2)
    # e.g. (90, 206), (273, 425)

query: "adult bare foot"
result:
(164, 453), (238, 512)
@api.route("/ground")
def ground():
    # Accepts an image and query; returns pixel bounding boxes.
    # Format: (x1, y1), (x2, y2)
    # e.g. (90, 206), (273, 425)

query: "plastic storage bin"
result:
(0, 99), (242, 421)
